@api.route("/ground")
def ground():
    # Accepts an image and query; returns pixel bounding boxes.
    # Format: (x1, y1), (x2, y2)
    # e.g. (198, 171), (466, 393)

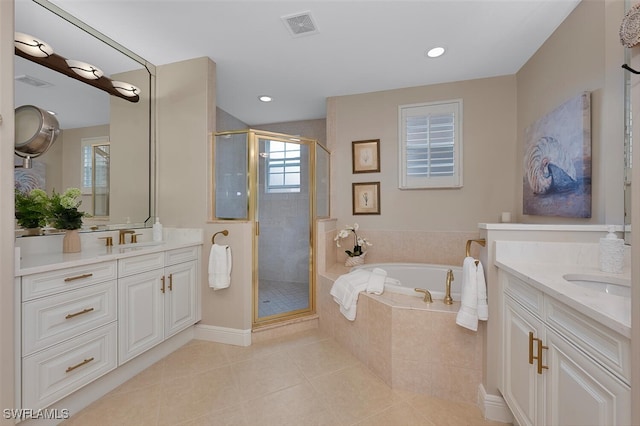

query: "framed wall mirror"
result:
(14, 0), (155, 230)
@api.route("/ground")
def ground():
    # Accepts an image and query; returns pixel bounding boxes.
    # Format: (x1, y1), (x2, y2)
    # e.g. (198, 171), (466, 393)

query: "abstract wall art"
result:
(523, 92), (591, 218)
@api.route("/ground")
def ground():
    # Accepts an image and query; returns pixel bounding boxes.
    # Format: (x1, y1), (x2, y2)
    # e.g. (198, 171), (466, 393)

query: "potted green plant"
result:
(48, 188), (86, 253)
(14, 188), (49, 234)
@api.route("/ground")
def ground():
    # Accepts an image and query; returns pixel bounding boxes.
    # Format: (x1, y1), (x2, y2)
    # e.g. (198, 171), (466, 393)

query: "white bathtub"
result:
(353, 263), (463, 299)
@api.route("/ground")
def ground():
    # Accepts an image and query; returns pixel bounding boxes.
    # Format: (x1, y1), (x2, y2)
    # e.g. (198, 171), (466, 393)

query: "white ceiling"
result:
(25, 0), (581, 127)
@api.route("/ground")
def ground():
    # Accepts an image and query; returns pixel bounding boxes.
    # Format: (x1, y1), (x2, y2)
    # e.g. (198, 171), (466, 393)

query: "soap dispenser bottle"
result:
(153, 217), (163, 242)
(599, 225), (623, 273)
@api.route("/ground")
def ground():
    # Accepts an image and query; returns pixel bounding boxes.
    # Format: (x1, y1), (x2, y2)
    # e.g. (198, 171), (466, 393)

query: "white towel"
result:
(330, 269), (370, 311)
(208, 244), (232, 290)
(330, 269), (392, 320)
(476, 261), (488, 320)
(366, 268), (387, 295)
(456, 257), (488, 331)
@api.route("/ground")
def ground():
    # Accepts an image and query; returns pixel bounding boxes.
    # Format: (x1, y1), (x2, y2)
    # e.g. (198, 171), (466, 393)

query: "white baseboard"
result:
(478, 383), (514, 424)
(194, 323), (251, 346)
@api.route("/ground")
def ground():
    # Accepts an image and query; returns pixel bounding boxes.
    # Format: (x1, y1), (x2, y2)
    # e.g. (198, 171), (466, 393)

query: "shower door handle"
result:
(256, 221), (260, 236)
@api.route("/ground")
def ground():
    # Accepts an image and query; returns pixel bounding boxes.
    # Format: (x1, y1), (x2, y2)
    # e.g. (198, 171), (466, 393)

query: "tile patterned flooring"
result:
(258, 280), (309, 317)
(63, 329), (511, 426)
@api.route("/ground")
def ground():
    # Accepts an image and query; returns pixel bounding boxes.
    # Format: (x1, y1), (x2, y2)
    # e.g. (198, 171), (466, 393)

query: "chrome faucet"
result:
(414, 288), (433, 303)
(118, 229), (135, 245)
(444, 269), (454, 305)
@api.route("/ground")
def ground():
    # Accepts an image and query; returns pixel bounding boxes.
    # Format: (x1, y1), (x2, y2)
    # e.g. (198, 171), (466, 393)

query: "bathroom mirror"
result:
(14, 0), (155, 230)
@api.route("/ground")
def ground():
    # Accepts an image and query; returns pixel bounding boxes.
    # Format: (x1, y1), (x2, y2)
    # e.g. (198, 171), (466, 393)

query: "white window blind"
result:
(80, 136), (109, 194)
(399, 100), (462, 189)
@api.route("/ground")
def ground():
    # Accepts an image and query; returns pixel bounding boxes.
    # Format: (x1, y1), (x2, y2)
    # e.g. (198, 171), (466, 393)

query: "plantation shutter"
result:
(399, 100), (462, 189)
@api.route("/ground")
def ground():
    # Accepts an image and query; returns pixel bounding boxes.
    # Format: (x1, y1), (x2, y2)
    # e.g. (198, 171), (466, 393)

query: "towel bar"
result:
(465, 239), (486, 265)
(212, 230), (229, 244)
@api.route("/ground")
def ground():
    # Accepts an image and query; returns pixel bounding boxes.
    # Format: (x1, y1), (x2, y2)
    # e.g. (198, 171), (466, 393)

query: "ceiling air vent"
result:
(15, 74), (53, 88)
(282, 11), (319, 38)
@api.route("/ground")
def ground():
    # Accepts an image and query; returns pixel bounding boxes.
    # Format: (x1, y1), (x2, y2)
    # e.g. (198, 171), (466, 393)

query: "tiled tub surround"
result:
(315, 221), (486, 403)
(318, 266), (485, 404)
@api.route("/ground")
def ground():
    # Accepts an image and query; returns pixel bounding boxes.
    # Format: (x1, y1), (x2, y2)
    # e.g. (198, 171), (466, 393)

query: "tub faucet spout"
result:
(414, 288), (433, 303)
(444, 269), (454, 305)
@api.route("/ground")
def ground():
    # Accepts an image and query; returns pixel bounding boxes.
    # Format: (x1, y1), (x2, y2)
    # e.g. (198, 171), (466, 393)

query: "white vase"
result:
(344, 252), (366, 267)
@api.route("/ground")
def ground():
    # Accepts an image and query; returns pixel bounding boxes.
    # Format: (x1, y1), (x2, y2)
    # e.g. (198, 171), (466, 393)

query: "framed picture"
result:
(352, 182), (380, 215)
(352, 139), (380, 173)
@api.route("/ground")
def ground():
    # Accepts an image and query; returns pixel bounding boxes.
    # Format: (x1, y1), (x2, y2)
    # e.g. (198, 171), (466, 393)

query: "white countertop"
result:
(15, 228), (204, 276)
(495, 259), (631, 338)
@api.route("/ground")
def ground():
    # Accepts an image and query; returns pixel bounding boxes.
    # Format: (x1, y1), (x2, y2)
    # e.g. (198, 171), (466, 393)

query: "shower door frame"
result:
(249, 130), (318, 328)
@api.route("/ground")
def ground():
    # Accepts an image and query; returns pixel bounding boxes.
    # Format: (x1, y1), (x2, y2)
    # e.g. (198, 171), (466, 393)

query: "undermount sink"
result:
(563, 274), (631, 298)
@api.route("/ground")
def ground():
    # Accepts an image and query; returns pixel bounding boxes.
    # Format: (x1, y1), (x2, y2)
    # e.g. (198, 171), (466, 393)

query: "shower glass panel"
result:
(256, 136), (311, 320)
(214, 132), (249, 220)
(316, 144), (330, 218)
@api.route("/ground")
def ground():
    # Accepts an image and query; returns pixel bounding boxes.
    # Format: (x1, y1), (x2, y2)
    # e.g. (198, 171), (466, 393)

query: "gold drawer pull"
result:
(528, 332), (535, 365)
(64, 273), (93, 282)
(537, 340), (549, 375)
(65, 357), (95, 373)
(161, 276), (165, 293)
(65, 307), (95, 319)
(168, 273), (173, 291)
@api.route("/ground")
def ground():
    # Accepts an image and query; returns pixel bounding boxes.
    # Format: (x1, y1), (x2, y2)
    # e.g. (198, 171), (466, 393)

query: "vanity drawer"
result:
(118, 252), (164, 277)
(503, 273), (544, 317)
(22, 261), (117, 302)
(165, 245), (199, 266)
(545, 297), (631, 384)
(22, 281), (117, 356)
(22, 323), (117, 411)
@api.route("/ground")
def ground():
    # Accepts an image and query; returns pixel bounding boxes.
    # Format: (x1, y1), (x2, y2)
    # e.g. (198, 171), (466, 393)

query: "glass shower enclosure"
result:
(212, 129), (330, 327)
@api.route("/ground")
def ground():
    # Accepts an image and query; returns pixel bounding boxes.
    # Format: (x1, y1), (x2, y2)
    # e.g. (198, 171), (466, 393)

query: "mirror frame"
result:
(17, 0), (156, 230)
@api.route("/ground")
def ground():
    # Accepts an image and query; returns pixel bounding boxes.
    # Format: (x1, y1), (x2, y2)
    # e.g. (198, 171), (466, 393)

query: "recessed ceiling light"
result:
(258, 95), (272, 102)
(426, 47), (446, 58)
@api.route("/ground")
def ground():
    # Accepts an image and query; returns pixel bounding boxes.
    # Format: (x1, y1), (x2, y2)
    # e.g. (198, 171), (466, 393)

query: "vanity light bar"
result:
(14, 32), (54, 58)
(14, 44), (140, 103)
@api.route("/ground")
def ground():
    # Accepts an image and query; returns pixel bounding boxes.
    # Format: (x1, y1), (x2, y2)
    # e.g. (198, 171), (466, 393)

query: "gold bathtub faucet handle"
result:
(414, 288), (433, 303)
(444, 269), (454, 305)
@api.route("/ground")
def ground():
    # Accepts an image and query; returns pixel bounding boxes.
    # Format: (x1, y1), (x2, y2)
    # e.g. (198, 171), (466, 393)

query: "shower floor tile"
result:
(258, 279), (309, 317)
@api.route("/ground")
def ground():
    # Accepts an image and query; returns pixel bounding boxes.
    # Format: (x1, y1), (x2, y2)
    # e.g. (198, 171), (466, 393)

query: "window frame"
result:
(265, 139), (301, 193)
(398, 99), (463, 189)
(81, 136), (109, 195)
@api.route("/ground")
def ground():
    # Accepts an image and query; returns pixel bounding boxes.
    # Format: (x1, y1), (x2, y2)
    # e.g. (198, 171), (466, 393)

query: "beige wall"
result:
(1, 1), (15, 423)
(157, 57), (253, 331)
(516, 0), (625, 225)
(327, 75), (518, 233)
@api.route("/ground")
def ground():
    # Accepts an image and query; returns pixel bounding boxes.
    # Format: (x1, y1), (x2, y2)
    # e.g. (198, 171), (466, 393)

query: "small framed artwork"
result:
(352, 182), (380, 215)
(352, 139), (380, 173)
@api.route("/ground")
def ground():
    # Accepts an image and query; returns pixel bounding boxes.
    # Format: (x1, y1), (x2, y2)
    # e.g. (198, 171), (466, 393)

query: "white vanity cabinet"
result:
(19, 261), (119, 411)
(500, 270), (631, 426)
(118, 246), (199, 364)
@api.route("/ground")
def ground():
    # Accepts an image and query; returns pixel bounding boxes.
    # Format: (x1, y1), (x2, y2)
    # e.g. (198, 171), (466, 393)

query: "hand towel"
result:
(456, 256), (480, 331)
(476, 261), (488, 321)
(366, 267), (387, 295)
(208, 244), (232, 290)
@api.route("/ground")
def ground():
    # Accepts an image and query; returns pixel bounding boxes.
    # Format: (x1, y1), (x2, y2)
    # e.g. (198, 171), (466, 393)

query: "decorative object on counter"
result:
(352, 181), (380, 215)
(599, 226), (624, 274)
(523, 92), (591, 218)
(152, 217), (163, 242)
(48, 188), (86, 253)
(620, 2), (640, 47)
(14, 188), (49, 233)
(334, 223), (372, 267)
